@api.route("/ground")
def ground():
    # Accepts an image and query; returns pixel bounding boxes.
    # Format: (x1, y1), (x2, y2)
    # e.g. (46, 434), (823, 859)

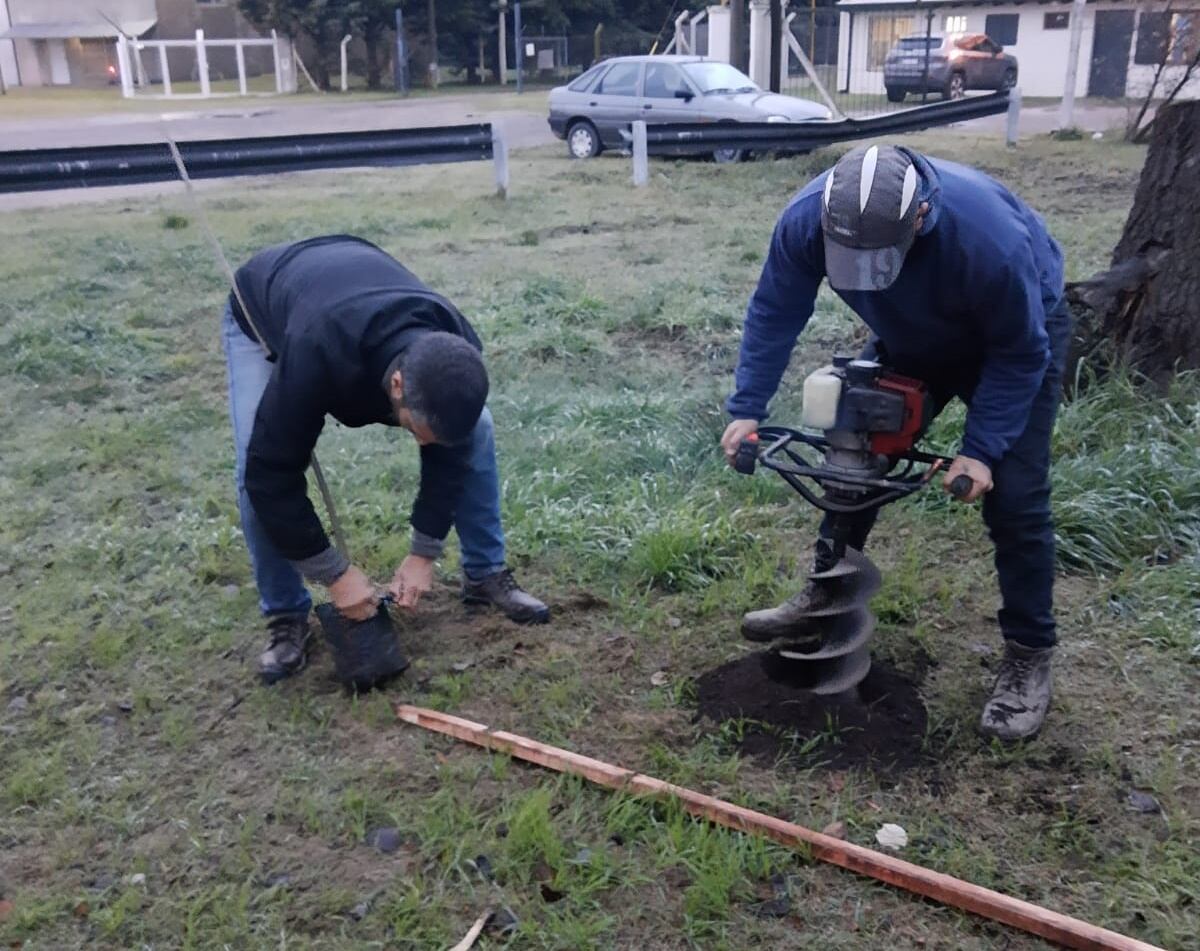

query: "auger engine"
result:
(734, 356), (970, 694)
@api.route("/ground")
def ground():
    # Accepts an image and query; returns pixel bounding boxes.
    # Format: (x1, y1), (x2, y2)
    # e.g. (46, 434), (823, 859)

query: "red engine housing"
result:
(869, 372), (931, 456)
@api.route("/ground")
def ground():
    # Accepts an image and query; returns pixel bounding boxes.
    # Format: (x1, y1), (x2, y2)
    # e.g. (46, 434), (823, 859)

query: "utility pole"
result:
(393, 7), (408, 94)
(1058, 0), (1089, 129)
(498, 0), (508, 84)
(513, 1), (522, 93)
(427, 0), (439, 87)
(769, 0), (782, 92)
(730, 0), (745, 70)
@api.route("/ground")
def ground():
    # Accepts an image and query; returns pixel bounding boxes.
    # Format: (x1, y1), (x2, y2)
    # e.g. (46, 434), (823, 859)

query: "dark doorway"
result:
(1088, 9), (1134, 98)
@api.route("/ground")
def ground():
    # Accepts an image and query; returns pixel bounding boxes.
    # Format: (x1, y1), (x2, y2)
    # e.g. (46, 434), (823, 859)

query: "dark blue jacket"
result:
(727, 152), (1064, 469)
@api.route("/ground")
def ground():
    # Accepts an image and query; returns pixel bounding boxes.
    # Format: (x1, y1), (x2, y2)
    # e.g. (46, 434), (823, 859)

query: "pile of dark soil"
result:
(695, 653), (929, 773)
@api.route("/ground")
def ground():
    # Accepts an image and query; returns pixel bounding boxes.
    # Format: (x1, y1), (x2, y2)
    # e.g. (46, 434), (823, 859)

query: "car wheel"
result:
(1001, 68), (1017, 91)
(566, 120), (601, 159)
(944, 72), (965, 100)
(713, 147), (744, 164)
(885, 86), (905, 103)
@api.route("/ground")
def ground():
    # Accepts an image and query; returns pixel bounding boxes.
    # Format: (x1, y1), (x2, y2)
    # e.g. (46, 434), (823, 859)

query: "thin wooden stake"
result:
(396, 704), (1163, 951)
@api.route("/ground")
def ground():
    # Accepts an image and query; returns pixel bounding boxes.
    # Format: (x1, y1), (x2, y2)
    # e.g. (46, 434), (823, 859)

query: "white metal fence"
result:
(116, 29), (297, 100)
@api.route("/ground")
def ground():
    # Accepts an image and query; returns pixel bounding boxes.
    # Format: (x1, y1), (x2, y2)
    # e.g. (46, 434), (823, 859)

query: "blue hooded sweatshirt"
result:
(727, 151), (1064, 469)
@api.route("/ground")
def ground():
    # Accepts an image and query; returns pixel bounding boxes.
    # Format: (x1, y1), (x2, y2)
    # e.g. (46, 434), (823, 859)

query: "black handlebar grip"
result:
(733, 437), (759, 475)
(949, 474), (973, 499)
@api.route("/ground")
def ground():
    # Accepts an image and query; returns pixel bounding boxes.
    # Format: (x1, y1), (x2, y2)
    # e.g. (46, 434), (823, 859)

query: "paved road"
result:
(0, 94), (555, 150)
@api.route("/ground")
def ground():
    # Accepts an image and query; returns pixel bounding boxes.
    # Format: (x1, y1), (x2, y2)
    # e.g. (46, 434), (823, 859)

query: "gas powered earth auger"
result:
(734, 356), (971, 695)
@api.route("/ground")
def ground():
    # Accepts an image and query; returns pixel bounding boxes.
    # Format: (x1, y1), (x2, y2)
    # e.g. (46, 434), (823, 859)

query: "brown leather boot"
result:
(462, 569), (550, 624)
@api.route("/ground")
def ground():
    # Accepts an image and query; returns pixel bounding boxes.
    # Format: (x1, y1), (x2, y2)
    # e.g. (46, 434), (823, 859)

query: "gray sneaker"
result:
(979, 640), (1054, 741)
(462, 569), (550, 624)
(258, 613), (313, 685)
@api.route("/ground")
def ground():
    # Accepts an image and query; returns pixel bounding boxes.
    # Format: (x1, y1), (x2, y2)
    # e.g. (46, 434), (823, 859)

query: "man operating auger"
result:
(721, 144), (1069, 741)
(223, 235), (549, 685)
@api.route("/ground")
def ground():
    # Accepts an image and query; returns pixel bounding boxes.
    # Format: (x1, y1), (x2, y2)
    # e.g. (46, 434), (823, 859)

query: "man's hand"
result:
(943, 455), (994, 503)
(328, 565), (381, 621)
(720, 419), (759, 467)
(388, 554), (435, 609)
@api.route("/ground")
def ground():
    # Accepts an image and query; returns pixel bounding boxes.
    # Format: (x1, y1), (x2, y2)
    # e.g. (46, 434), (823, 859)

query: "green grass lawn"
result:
(1, 134), (1197, 949)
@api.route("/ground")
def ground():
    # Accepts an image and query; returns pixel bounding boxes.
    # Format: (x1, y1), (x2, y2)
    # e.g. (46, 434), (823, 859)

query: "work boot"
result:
(463, 569), (550, 624)
(742, 539), (839, 642)
(979, 640), (1054, 741)
(258, 613), (313, 685)
(741, 583), (836, 642)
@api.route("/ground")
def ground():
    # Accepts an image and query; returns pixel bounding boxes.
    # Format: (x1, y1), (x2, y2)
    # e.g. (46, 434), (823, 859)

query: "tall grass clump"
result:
(1051, 369), (1200, 573)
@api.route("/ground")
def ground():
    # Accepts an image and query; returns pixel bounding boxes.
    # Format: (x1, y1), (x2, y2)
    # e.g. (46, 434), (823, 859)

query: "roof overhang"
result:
(0, 19), (156, 41)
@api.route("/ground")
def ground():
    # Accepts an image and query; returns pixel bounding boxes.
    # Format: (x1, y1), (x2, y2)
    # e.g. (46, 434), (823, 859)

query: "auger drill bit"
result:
(764, 546), (882, 695)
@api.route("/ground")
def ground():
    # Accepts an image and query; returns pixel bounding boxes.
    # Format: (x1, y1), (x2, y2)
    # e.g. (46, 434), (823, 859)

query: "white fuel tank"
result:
(801, 366), (842, 431)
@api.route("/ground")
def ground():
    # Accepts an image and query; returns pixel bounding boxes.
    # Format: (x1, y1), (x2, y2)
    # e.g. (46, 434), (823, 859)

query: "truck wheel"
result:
(713, 147), (745, 164)
(1002, 68), (1017, 91)
(885, 86), (905, 103)
(944, 72), (965, 100)
(566, 120), (601, 159)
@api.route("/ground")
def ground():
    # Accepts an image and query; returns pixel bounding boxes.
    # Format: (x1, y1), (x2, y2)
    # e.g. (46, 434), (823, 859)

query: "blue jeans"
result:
(221, 305), (507, 617)
(819, 298), (1072, 649)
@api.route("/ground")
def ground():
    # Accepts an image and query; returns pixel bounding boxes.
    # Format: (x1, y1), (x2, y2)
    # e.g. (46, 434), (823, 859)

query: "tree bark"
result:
(1067, 100), (1200, 386)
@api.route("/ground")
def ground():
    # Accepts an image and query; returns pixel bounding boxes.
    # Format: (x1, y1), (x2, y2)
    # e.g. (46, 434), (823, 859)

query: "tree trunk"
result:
(426, 0), (439, 88)
(1067, 100), (1200, 386)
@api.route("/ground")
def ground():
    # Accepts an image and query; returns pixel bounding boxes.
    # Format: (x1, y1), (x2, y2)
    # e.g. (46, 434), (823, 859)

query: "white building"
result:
(833, 0), (1200, 99)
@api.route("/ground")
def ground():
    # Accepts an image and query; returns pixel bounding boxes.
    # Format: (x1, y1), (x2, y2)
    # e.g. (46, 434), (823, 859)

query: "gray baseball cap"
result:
(820, 144), (922, 291)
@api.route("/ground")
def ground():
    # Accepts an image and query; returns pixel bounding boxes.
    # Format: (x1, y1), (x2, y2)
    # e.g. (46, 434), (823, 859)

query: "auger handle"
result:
(949, 474), (973, 499)
(733, 436), (759, 475)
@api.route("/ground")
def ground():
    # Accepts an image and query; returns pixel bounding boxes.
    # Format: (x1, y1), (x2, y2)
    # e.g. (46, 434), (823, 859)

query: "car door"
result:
(587, 61), (644, 147)
(640, 62), (698, 124)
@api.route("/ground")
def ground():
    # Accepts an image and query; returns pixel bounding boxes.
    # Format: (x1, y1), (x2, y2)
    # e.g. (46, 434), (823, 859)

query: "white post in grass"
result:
(195, 30), (211, 97)
(1006, 86), (1022, 146)
(1058, 0), (1088, 130)
(340, 33), (352, 91)
(632, 120), (648, 187)
(236, 42), (247, 95)
(116, 35), (134, 98)
(492, 126), (509, 199)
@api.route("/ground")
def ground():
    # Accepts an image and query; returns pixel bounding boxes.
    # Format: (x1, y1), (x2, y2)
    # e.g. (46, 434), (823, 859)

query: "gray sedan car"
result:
(548, 55), (832, 159)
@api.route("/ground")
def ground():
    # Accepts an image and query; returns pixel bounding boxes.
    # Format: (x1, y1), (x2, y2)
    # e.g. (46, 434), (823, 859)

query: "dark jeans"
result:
(819, 298), (1071, 649)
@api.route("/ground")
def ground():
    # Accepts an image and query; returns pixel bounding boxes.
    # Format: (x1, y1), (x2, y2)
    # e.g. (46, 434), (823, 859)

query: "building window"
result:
(1044, 12), (1069, 30)
(984, 13), (1019, 46)
(944, 15), (968, 33)
(1136, 10), (1198, 65)
(867, 15), (916, 69)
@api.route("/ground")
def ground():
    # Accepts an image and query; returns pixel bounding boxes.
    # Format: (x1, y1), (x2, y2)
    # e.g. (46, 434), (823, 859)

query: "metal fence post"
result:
(195, 30), (211, 97)
(632, 120), (649, 187)
(394, 8), (409, 95)
(493, 127), (509, 199)
(920, 10), (933, 105)
(235, 42), (247, 96)
(1006, 87), (1021, 146)
(514, 2), (523, 93)
(340, 34), (352, 91)
(159, 44), (174, 97)
(116, 35), (134, 98)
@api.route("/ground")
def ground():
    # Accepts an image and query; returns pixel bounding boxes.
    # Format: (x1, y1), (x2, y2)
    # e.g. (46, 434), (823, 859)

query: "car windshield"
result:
(681, 61), (757, 94)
